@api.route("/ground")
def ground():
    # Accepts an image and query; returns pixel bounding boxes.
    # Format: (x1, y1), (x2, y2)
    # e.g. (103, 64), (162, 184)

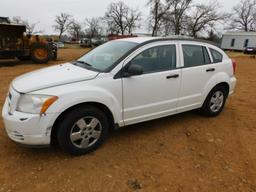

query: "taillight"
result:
(232, 59), (236, 75)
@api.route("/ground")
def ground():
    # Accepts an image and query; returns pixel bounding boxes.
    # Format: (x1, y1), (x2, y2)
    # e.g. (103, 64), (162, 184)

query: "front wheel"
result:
(201, 86), (227, 117)
(57, 106), (109, 155)
(30, 43), (51, 64)
(52, 50), (57, 60)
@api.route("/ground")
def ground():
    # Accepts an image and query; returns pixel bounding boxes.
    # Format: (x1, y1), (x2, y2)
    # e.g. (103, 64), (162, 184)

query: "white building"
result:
(221, 31), (256, 51)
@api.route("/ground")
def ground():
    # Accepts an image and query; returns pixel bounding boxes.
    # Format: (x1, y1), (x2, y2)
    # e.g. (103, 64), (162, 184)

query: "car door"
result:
(178, 43), (217, 112)
(121, 42), (182, 125)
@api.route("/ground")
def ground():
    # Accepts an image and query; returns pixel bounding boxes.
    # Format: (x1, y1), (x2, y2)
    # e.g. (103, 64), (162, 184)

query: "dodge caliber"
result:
(2, 37), (237, 155)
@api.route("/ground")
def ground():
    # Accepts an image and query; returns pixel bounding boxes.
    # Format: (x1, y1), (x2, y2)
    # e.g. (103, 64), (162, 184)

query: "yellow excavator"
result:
(0, 17), (57, 63)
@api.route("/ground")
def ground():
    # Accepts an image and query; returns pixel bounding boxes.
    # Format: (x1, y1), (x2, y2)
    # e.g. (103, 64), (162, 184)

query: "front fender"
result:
(33, 83), (123, 126)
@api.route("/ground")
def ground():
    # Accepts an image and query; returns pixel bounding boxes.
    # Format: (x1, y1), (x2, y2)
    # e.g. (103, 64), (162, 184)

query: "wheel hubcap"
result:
(210, 91), (224, 113)
(70, 116), (102, 149)
(34, 48), (47, 59)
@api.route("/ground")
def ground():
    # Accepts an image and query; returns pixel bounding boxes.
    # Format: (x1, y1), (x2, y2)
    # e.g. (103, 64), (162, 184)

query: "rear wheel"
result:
(57, 106), (109, 155)
(201, 86), (227, 117)
(30, 43), (51, 64)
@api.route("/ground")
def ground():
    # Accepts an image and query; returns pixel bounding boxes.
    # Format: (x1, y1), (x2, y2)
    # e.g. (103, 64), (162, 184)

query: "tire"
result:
(52, 50), (57, 60)
(200, 86), (227, 117)
(17, 56), (30, 61)
(30, 43), (51, 64)
(57, 105), (109, 155)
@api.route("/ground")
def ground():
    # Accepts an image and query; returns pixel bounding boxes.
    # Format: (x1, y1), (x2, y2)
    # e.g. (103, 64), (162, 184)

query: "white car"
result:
(2, 37), (237, 155)
(55, 42), (65, 48)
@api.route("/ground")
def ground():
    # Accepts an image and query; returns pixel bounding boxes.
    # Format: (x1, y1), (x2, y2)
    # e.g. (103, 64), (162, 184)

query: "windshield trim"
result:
(74, 41), (139, 73)
(103, 42), (141, 73)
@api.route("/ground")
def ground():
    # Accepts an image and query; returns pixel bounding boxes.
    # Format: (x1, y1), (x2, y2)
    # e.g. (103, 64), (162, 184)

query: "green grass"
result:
(63, 43), (82, 49)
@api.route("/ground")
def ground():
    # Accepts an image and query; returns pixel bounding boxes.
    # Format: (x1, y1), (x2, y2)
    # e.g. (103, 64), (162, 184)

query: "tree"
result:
(167, 0), (193, 35)
(68, 20), (82, 40)
(53, 13), (72, 41)
(104, 1), (141, 35)
(147, 0), (171, 36)
(85, 17), (103, 38)
(252, 13), (256, 31)
(104, 1), (129, 35)
(231, 0), (256, 32)
(126, 8), (142, 34)
(161, 12), (175, 36)
(186, 2), (229, 37)
(23, 21), (37, 35)
(205, 29), (221, 43)
(12, 16), (41, 35)
(147, 0), (193, 36)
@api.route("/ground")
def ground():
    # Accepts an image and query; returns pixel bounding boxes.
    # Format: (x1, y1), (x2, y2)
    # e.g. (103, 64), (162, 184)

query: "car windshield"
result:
(75, 41), (138, 72)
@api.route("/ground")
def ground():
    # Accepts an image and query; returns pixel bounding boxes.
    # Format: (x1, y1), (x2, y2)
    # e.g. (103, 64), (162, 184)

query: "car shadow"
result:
(11, 110), (202, 159)
(112, 110), (199, 136)
(0, 59), (35, 67)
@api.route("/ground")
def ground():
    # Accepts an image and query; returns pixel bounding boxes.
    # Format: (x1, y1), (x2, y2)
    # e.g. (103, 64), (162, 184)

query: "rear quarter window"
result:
(210, 48), (223, 63)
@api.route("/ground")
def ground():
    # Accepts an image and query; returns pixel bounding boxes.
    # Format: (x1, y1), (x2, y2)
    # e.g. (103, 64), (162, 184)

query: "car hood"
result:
(12, 63), (99, 93)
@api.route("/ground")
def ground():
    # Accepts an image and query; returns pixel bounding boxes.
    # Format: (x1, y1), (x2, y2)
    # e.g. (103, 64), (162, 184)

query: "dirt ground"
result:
(0, 48), (256, 192)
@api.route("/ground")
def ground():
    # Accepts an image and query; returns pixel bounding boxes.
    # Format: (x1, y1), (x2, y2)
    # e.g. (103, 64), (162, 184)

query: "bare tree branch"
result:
(68, 20), (82, 40)
(148, 0), (193, 36)
(230, 0), (256, 31)
(125, 8), (142, 34)
(104, 1), (141, 35)
(85, 17), (103, 38)
(53, 13), (72, 40)
(186, 2), (230, 37)
(104, 1), (129, 35)
(12, 16), (42, 35)
(167, 0), (193, 35)
(147, 0), (171, 36)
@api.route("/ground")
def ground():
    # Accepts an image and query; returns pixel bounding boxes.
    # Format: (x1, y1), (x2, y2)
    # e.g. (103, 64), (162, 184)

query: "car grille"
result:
(9, 131), (25, 141)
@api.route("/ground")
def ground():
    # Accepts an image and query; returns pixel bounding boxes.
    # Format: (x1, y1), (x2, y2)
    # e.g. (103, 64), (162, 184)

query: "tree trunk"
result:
(59, 30), (63, 41)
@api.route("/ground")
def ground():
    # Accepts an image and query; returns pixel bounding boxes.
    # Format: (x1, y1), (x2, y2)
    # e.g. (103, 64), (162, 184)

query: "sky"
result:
(0, 0), (241, 35)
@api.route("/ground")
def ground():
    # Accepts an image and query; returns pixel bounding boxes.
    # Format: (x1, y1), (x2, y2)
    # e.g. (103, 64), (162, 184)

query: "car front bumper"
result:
(2, 98), (58, 147)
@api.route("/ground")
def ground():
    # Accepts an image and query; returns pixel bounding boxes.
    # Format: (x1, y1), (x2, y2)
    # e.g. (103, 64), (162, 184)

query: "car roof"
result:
(116, 37), (161, 44)
(116, 36), (219, 47)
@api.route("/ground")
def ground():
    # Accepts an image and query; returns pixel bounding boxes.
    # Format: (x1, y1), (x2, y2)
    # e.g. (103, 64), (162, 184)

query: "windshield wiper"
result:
(75, 60), (92, 67)
(73, 60), (102, 72)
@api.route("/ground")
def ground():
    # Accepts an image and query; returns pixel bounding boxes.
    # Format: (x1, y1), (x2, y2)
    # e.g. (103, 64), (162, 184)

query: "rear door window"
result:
(182, 45), (210, 67)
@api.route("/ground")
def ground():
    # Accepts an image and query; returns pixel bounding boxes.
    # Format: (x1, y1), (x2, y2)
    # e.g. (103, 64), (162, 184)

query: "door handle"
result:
(166, 74), (179, 79)
(206, 68), (215, 72)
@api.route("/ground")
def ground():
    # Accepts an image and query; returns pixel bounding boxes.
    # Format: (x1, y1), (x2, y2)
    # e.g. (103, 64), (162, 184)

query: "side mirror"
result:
(123, 64), (143, 77)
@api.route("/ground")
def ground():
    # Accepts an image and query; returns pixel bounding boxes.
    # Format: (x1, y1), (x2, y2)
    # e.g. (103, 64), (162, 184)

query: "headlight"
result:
(17, 94), (58, 115)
